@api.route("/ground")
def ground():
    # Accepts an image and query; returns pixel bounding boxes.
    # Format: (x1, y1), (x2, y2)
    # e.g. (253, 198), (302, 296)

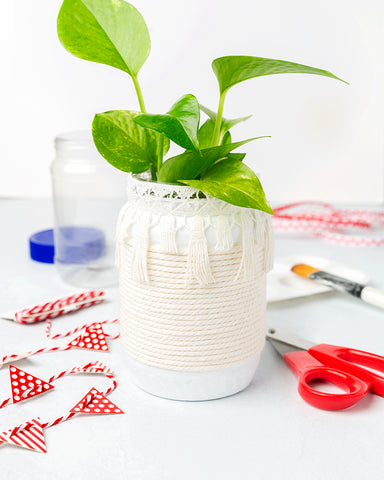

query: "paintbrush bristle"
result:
(291, 263), (320, 278)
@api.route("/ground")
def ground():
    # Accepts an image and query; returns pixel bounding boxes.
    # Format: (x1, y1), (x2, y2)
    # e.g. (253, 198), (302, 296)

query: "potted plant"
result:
(57, 0), (345, 400)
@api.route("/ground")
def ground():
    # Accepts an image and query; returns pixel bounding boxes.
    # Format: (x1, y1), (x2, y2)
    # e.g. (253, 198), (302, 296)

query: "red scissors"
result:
(267, 328), (384, 410)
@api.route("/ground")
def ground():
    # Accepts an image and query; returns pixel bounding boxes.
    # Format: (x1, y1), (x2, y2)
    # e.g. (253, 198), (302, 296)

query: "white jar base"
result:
(125, 354), (261, 401)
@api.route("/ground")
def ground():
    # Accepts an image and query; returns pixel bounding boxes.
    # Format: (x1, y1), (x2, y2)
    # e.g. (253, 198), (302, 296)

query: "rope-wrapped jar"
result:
(117, 174), (274, 400)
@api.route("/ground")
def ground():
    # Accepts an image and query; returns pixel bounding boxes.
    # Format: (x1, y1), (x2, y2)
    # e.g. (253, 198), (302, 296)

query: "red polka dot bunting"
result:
(9, 365), (55, 404)
(68, 323), (109, 351)
(69, 388), (124, 415)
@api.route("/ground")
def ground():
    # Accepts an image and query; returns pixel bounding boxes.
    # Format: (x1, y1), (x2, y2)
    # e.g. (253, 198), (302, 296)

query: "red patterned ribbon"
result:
(272, 201), (384, 247)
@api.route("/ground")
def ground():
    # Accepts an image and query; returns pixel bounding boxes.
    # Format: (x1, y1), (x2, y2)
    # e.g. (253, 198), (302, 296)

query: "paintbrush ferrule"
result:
(309, 271), (365, 297)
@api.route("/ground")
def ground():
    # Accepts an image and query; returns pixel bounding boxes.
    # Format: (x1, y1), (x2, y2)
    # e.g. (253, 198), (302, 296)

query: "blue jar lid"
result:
(29, 229), (55, 264)
(29, 227), (106, 264)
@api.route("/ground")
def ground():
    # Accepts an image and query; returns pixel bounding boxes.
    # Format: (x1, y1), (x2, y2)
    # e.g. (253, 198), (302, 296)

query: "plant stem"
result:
(150, 164), (157, 181)
(212, 91), (226, 146)
(132, 74), (146, 113)
(157, 134), (164, 176)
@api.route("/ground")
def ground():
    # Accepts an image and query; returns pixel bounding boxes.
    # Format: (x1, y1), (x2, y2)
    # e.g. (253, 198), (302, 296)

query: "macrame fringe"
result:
(254, 211), (266, 246)
(115, 202), (136, 267)
(159, 216), (178, 254)
(214, 215), (234, 251)
(116, 203), (135, 241)
(235, 212), (257, 281)
(117, 176), (274, 283)
(131, 211), (151, 283)
(186, 216), (214, 285)
(264, 215), (275, 272)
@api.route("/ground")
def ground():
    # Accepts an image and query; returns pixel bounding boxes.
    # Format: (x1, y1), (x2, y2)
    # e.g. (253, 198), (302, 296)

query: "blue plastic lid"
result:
(29, 229), (55, 264)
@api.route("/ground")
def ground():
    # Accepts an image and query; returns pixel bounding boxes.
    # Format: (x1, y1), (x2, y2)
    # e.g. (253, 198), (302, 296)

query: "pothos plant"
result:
(57, 0), (345, 214)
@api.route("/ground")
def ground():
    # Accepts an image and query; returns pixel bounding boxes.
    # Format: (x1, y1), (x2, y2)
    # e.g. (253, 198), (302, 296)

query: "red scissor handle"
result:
(309, 344), (384, 397)
(283, 350), (370, 410)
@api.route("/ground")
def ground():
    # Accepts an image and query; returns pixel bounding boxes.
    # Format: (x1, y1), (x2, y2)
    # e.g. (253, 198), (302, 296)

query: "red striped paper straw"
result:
(13, 291), (105, 324)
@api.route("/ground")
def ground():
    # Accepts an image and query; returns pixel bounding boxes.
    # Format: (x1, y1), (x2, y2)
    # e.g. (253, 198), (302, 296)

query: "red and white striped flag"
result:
(0, 418), (47, 453)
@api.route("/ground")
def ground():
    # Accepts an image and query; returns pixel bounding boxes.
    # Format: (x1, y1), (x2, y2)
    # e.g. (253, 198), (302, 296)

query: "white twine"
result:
(116, 175), (273, 371)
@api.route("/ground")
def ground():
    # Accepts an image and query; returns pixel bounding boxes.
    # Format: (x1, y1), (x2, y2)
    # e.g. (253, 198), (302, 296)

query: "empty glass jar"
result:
(51, 131), (127, 287)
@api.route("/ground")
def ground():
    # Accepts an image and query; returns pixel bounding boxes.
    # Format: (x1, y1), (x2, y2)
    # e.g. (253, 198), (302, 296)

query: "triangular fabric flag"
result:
(72, 361), (113, 375)
(9, 365), (54, 404)
(0, 418), (47, 453)
(68, 323), (109, 351)
(70, 388), (124, 415)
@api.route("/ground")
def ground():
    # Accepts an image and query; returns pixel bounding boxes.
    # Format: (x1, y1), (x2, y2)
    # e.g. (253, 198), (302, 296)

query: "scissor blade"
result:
(266, 328), (316, 358)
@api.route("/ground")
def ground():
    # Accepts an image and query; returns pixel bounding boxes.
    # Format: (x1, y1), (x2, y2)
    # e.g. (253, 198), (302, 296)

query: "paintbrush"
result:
(291, 263), (384, 310)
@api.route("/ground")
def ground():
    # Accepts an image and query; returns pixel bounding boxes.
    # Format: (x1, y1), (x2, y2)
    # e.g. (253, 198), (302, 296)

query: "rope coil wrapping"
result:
(117, 175), (274, 372)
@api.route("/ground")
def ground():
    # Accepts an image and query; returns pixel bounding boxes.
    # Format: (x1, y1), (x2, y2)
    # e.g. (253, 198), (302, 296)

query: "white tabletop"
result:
(1, 199), (384, 479)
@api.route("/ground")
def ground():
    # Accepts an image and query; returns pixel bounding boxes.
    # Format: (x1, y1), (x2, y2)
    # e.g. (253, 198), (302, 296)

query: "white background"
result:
(1, 0), (384, 203)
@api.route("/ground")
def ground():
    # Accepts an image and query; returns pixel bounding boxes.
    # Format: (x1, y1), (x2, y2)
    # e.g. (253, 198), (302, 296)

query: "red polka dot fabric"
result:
(69, 388), (124, 415)
(68, 323), (109, 351)
(9, 365), (55, 404)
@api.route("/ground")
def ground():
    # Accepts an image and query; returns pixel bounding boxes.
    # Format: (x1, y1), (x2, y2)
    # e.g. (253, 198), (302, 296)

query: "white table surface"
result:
(0, 199), (383, 480)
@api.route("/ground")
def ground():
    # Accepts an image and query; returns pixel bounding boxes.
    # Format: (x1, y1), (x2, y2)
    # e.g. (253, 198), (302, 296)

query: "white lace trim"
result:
(117, 174), (274, 284)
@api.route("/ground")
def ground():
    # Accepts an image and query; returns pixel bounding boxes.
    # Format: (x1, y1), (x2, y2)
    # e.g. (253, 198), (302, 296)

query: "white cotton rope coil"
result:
(117, 175), (274, 372)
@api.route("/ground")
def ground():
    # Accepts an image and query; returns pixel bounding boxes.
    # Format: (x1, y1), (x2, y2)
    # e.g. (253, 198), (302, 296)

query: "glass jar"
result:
(51, 131), (127, 287)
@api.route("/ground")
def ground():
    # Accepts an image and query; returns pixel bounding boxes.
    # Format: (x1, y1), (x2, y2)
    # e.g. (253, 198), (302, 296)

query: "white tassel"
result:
(254, 211), (266, 247)
(214, 215), (233, 251)
(115, 203), (135, 267)
(235, 212), (257, 281)
(159, 216), (178, 254)
(116, 203), (134, 242)
(131, 210), (151, 283)
(186, 216), (214, 285)
(264, 215), (275, 272)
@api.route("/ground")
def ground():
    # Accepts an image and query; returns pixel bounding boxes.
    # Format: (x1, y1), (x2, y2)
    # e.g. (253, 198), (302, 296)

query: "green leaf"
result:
(181, 159), (274, 213)
(200, 104), (252, 132)
(198, 119), (232, 148)
(57, 0), (150, 77)
(226, 152), (246, 162)
(158, 137), (267, 183)
(199, 104), (251, 146)
(198, 120), (215, 149)
(222, 130), (232, 145)
(134, 94), (200, 152)
(212, 56), (347, 95)
(92, 110), (169, 173)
